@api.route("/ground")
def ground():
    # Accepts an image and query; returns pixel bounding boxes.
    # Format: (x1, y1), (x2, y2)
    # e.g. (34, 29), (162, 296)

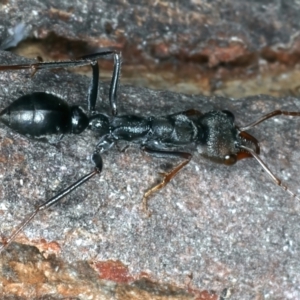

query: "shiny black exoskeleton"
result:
(1, 50), (300, 251)
(0, 92), (89, 136)
(0, 52), (252, 166)
(90, 108), (244, 165)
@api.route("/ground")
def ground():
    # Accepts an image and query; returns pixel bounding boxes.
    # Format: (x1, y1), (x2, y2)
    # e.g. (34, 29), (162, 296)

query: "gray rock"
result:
(0, 51), (300, 299)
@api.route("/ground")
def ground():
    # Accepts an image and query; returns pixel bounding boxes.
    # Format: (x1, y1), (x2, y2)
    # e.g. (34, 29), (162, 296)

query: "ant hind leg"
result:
(0, 153), (103, 252)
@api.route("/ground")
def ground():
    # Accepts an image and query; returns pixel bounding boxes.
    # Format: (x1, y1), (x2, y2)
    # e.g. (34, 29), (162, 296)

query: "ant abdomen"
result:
(0, 92), (89, 136)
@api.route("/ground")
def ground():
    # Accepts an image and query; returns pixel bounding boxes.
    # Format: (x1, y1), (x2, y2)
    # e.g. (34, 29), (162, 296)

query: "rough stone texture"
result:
(1, 0), (300, 96)
(1, 0), (300, 62)
(0, 243), (200, 300)
(0, 51), (300, 299)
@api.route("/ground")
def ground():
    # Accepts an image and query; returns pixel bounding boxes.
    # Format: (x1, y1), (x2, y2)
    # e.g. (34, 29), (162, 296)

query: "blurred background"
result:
(1, 0), (300, 99)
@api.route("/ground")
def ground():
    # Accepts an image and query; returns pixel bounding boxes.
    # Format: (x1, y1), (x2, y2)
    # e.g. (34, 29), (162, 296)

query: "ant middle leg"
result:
(141, 147), (192, 216)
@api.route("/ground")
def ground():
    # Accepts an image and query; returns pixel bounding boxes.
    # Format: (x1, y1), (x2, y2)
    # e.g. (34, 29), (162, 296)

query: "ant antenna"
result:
(237, 109), (300, 200)
(0, 153), (103, 252)
(239, 110), (300, 131)
(240, 145), (300, 200)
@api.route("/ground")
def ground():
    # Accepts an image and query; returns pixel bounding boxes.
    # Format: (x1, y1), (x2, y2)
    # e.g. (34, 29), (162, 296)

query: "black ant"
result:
(0, 50), (300, 252)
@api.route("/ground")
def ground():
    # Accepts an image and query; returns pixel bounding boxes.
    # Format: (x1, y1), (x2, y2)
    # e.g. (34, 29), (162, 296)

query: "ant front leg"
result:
(141, 147), (192, 216)
(0, 153), (103, 252)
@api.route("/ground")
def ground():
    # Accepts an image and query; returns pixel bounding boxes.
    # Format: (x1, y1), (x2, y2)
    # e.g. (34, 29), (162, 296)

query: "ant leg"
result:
(96, 135), (115, 153)
(0, 49), (116, 73)
(87, 51), (121, 115)
(109, 53), (122, 116)
(240, 110), (300, 131)
(0, 153), (103, 253)
(87, 60), (99, 114)
(240, 145), (300, 201)
(141, 147), (192, 216)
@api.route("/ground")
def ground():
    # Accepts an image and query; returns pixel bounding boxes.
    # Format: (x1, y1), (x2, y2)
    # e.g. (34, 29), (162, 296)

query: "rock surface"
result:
(2, 1), (300, 95)
(0, 51), (300, 299)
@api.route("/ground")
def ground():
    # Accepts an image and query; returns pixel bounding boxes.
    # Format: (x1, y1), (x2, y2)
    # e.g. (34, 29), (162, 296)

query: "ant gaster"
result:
(0, 50), (300, 252)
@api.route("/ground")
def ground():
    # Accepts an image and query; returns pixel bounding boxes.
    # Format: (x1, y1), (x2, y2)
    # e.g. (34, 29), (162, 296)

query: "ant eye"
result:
(224, 154), (237, 165)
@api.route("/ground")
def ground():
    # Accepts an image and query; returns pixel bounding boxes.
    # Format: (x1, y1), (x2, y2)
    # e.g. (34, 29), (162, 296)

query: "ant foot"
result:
(141, 195), (152, 217)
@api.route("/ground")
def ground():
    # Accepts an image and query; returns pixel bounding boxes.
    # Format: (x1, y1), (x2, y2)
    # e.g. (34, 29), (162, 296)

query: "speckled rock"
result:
(0, 51), (300, 299)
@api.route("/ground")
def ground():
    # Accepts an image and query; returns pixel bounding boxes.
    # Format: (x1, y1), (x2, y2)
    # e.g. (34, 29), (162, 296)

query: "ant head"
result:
(197, 110), (239, 165)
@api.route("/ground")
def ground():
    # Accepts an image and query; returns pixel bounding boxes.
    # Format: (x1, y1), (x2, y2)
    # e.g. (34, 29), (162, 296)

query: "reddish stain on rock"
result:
(194, 290), (218, 300)
(37, 239), (62, 253)
(93, 260), (134, 284)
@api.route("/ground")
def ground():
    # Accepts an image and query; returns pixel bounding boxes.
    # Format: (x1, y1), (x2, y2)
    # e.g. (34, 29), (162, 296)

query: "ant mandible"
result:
(0, 50), (300, 252)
